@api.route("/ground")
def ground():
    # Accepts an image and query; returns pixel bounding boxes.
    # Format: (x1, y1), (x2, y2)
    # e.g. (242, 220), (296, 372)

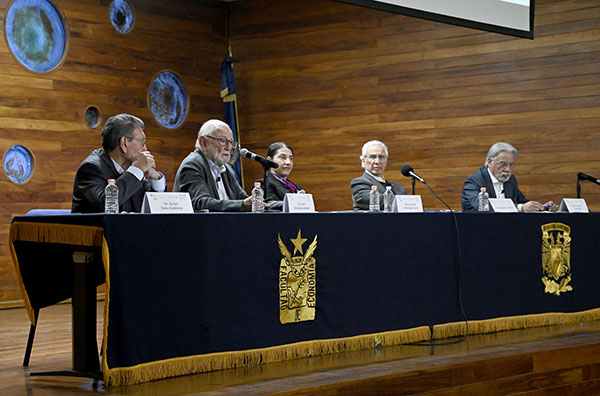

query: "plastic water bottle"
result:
(251, 182), (264, 213)
(383, 186), (394, 213)
(369, 185), (380, 212)
(478, 187), (489, 212)
(105, 179), (119, 214)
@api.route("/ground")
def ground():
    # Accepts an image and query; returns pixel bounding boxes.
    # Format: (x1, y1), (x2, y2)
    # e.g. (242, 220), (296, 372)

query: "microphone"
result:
(239, 148), (279, 169)
(578, 172), (600, 186)
(401, 164), (425, 184)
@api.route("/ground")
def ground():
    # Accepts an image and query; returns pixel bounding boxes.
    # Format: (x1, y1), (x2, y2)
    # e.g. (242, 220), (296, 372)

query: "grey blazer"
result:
(173, 149), (249, 212)
(350, 171), (407, 211)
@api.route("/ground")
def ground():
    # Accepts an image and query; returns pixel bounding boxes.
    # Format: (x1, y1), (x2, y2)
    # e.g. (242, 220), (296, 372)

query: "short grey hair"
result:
(101, 114), (144, 152)
(195, 119), (231, 150)
(360, 140), (388, 160)
(485, 142), (518, 165)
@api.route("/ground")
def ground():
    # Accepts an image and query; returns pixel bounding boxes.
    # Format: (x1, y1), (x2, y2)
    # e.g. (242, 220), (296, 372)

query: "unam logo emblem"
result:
(541, 222), (572, 296)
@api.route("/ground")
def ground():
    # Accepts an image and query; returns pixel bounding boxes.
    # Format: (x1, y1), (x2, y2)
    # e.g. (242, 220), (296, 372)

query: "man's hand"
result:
(241, 196), (253, 212)
(522, 200), (544, 212)
(132, 151), (156, 173)
(542, 200), (558, 212)
(145, 168), (160, 180)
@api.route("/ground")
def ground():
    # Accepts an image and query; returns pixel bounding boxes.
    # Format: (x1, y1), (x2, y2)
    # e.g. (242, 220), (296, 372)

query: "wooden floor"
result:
(2, 302), (600, 395)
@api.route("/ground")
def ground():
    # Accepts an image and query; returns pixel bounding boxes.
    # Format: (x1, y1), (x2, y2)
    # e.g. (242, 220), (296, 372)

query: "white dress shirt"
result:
(111, 158), (166, 192)
(208, 160), (229, 200)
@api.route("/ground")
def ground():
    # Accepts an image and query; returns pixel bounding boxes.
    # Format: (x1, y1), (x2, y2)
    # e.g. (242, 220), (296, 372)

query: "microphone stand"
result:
(411, 176), (416, 195)
(577, 176), (582, 199)
(262, 163), (272, 202)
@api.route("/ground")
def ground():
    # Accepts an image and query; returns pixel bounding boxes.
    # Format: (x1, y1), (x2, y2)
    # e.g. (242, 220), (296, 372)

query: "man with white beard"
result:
(173, 119), (253, 212)
(461, 142), (557, 212)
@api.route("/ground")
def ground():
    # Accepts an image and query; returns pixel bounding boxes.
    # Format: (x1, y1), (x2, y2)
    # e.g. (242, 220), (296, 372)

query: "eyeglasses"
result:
(364, 154), (388, 161)
(205, 135), (238, 149)
(128, 137), (146, 146)
(493, 159), (516, 169)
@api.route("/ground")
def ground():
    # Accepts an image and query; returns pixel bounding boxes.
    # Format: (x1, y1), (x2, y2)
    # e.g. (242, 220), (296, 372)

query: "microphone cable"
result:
(404, 176), (470, 347)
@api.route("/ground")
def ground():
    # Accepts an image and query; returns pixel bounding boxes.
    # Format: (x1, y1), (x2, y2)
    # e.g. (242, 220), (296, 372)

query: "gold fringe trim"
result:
(9, 222), (104, 246)
(103, 326), (431, 387)
(101, 237), (111, 383)
(433, 308), (600, 339)
(8, 222), (104, 324)
(8, 223), (34, 324)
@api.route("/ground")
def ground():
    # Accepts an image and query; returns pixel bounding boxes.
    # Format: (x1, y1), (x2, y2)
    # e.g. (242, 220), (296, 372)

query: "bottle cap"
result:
(108, 179), (116, 184)
(386, 186), (392, 190)
(254, 182), (261, 187)
(371, 185), (378, 190)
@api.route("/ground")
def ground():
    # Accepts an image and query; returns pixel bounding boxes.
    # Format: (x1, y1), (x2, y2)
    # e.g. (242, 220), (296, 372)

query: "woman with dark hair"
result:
(255, 142), (305, 202)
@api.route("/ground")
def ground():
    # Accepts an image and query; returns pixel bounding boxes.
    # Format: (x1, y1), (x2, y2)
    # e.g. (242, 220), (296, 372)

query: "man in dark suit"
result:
(72, 114), (166, 213)
(350, 140), (407, 211)
(461, 142), (556, 212)
(173, 119), (253, 212)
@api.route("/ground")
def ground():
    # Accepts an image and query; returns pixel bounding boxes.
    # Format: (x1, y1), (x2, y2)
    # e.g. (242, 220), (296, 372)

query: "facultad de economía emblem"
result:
(278, 230), (317, 324)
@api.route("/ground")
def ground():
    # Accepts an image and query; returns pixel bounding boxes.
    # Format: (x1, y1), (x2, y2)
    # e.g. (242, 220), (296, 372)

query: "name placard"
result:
(283, 193), (315, 213)
(142, 192), (194, 213)
(393, 195), (423, 213)
(559, 198), (589, 213)
(489, 198), (518, 213)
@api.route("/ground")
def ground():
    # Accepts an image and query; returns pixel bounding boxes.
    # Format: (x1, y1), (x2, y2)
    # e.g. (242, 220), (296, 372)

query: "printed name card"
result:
(393, 195), (423, 213)
(489, 198), (518, 213)
(283, 193), (316, 213)
(142, 192), (194, 213)
(559, 198), (589, 213)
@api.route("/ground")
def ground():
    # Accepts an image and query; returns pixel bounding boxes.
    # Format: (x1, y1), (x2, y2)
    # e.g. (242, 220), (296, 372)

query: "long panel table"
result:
(10, 212), (600, 386)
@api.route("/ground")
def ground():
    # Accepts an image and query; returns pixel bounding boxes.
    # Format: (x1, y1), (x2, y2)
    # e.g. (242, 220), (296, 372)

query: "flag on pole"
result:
(221, 55), (243, 186)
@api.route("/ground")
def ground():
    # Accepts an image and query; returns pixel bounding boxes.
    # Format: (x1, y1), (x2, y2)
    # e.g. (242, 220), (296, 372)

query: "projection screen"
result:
(334, 0), (535, 39)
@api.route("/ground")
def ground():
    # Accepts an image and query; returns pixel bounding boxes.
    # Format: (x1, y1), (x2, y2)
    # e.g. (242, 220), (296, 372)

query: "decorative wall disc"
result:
(85, 106), (101, 128)
(109, 0), (134, 34)
(4, 0), (67, 73)
(148, 71), (188, 129)
(3, 145), (35, 184)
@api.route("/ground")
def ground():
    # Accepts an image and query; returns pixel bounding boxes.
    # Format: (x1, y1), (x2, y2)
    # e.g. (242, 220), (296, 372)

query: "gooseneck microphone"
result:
(401, 164), (425, 184)
(400, 164), (453, 212)
(578, 172), (600, 185)
(239, 148), (279, 169)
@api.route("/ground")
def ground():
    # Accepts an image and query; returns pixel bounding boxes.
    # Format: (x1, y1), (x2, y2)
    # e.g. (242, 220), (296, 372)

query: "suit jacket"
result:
(173, 149), (249, 212)
(461, 166), (528, 211)
(71, 148), (152, 213)
(350, 172), (407, 211)
(255, 172), (303, 201)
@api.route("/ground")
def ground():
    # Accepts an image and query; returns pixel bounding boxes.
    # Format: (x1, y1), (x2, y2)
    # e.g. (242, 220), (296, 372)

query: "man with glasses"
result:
(72, 113), (166, 213)
(351, 140), (407, 211)
(461, 142), (557, 212)
(173, 119), (254, 212)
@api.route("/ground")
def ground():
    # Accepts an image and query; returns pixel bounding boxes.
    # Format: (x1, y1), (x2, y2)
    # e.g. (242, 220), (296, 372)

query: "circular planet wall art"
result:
(148, 71), (188, 129)
(4, 0), (67, 73)
(85, 106), (101, 128)
(3, 145), (35, 184)
(109, 0), (134, 34)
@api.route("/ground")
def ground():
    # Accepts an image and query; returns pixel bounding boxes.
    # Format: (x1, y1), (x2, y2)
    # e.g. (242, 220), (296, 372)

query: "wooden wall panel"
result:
(1, 0), (598, 305)
(230, 0), (600, 213)
(0, 0), (227, 303)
